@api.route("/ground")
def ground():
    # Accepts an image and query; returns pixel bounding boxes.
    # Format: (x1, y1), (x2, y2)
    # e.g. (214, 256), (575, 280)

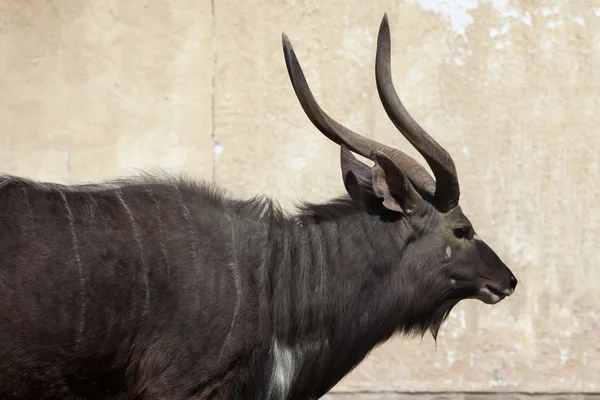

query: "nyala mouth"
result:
(478, 283), (514, 304)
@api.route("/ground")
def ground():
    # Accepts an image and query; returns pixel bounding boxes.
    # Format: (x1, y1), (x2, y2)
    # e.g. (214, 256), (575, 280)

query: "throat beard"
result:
(427, 298), (460, 341)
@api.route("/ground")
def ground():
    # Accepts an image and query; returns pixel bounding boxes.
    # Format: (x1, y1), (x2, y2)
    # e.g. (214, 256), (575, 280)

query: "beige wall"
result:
(1, 0), (599, 395)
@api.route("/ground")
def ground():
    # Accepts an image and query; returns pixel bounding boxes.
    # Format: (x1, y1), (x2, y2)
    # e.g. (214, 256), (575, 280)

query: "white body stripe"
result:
(146, 188), (171, 279)
(59, 190), (86, 349)
(219, 214), (242, 361)
(116, 190), (150, 316)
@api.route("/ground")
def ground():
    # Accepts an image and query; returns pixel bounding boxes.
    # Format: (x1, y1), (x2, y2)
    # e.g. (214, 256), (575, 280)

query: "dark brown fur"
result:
(0, 166), (515, 399)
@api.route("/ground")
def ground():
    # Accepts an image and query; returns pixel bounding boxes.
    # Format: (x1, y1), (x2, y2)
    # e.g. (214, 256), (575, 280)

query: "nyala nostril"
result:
(510, 275), (518, 290)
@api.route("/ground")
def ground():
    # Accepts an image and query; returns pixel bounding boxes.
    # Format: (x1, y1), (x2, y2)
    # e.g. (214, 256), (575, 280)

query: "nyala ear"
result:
(370, 151), (423, 215)
(340, 145), (372, 203)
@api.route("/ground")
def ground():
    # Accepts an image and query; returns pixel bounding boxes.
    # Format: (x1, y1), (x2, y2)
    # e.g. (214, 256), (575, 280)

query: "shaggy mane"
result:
(0, 172), (371, 228)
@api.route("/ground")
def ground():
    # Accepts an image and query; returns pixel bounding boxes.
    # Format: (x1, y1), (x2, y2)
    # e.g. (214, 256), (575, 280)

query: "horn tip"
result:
(377, 12), (391, 49)
(281, 32), (296, 68)
(281, 32), (291, 48)
(381, 12), (389, 28)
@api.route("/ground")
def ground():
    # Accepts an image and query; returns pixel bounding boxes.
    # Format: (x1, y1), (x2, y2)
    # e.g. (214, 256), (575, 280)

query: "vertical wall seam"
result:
(210, 0), (218, 182)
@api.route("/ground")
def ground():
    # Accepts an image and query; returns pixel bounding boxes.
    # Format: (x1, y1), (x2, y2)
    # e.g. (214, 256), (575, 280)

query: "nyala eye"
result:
(453, 226), (470, 239)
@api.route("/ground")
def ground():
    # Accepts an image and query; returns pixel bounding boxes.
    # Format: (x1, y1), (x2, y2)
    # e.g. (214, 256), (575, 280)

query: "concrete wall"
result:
(1, 0), (599, 396)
